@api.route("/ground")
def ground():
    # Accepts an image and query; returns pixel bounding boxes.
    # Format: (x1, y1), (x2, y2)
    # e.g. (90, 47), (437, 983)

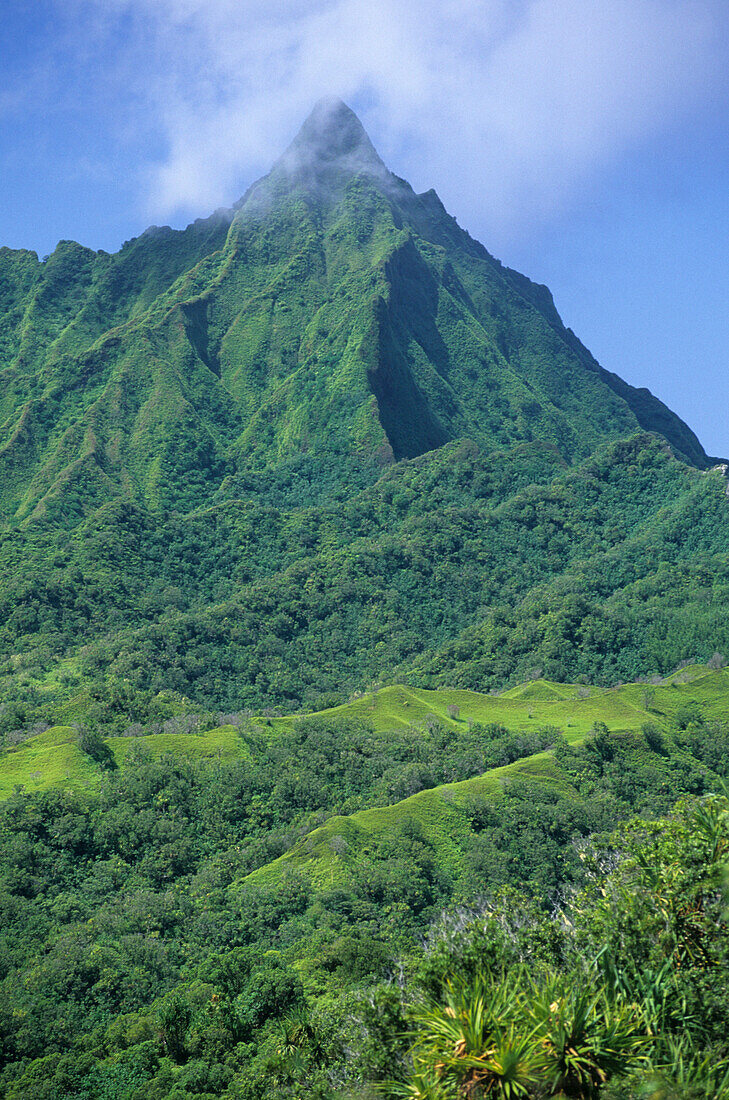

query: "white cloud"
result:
(78, 0), (728, 241)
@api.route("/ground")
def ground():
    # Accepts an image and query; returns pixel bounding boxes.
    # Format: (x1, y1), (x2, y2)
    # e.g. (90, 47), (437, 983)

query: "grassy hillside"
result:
(0, 724), (246, 799)
(243, 750), (564, 891)
(245, 664), (729, 889)
(4, 664), (727, 801)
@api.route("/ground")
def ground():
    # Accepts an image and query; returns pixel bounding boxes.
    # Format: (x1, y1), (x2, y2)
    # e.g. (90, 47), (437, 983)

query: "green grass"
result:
(0, 723), (246, 799)
(0, 726), (99, 798)
(3, 664), (727, 803)
(242, 666), (729, 891)
(245, 750), (563, 891)
(272, 679), (655, 743)
(108, 724), (247, 765)
(297, 667), (729, 739)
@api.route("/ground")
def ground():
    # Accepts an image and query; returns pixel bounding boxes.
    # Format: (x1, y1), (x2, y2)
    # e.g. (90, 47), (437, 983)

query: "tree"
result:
(77, 727), (117, 770)
(642, 723), (664, 753)
(674, 701), (703, 730)
(157, 994), (193, 1063)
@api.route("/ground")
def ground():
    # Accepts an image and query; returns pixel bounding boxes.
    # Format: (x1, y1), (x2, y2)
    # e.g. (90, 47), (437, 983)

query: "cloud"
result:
(78, 0), (728, 242)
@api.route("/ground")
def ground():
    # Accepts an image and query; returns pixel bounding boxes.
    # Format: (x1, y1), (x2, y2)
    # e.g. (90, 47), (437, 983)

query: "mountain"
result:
(0, 98), (716, 526)
(0, 97), (727, 725)
(1, 101), (729, 1100)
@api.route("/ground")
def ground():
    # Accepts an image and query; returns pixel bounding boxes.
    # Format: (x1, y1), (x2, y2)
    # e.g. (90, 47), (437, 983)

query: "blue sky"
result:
(2, 0), (728, 456)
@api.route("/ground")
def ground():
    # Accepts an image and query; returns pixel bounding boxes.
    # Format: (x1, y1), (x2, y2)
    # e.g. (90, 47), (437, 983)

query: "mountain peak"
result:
(275, 96), (388, 186)
(293, 97), (375, 157)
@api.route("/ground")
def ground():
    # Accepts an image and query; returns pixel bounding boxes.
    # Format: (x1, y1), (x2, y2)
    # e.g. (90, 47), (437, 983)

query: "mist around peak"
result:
(290, 98), (379, 163)
(270, 96), (393, 194)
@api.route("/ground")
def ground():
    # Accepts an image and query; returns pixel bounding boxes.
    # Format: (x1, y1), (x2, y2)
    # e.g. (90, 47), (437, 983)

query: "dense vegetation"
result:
(1, 98), (728, 1097)
(1, 432), (728, 728)
(0, 696), (727, 1097)
(370, 793), (729, 1100)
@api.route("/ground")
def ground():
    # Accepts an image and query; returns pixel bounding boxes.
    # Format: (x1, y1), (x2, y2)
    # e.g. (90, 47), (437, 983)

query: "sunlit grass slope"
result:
(272, 666), (729, 737)
(244, 751), (563, 891)
(0, 726), (98, 797)
(278, 681), (642, 742)
(0, 723), (244, 800)
(3, 664), (727, 801)
(243, 665), (729, 890)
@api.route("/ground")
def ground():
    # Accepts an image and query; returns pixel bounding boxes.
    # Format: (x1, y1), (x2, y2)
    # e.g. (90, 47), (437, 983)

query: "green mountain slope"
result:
(0, 99), (716, 526)
(2, 432), (728, 724)
(0, 98), (726, 728)
(4, 664), (728, 801)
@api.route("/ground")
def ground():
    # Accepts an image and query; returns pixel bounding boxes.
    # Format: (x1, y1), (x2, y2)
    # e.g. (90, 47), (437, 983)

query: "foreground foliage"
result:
(374, 795), (729, 1100)
(0, 703), (727, 1097)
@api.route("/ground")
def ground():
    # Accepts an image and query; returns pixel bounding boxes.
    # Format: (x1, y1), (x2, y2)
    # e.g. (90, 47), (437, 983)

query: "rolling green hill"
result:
(4, 664), (727, 801)
(1, 661), (727, 1098)
(246, 664), (729, 890)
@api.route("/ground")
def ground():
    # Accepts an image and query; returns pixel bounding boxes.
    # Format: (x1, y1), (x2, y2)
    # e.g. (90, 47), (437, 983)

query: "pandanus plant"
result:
(387, 968), (645, 1099)
(529, 978), (646, 1098)
(390, 973), (541, 1099)
(630, 1037), (729, 1100)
